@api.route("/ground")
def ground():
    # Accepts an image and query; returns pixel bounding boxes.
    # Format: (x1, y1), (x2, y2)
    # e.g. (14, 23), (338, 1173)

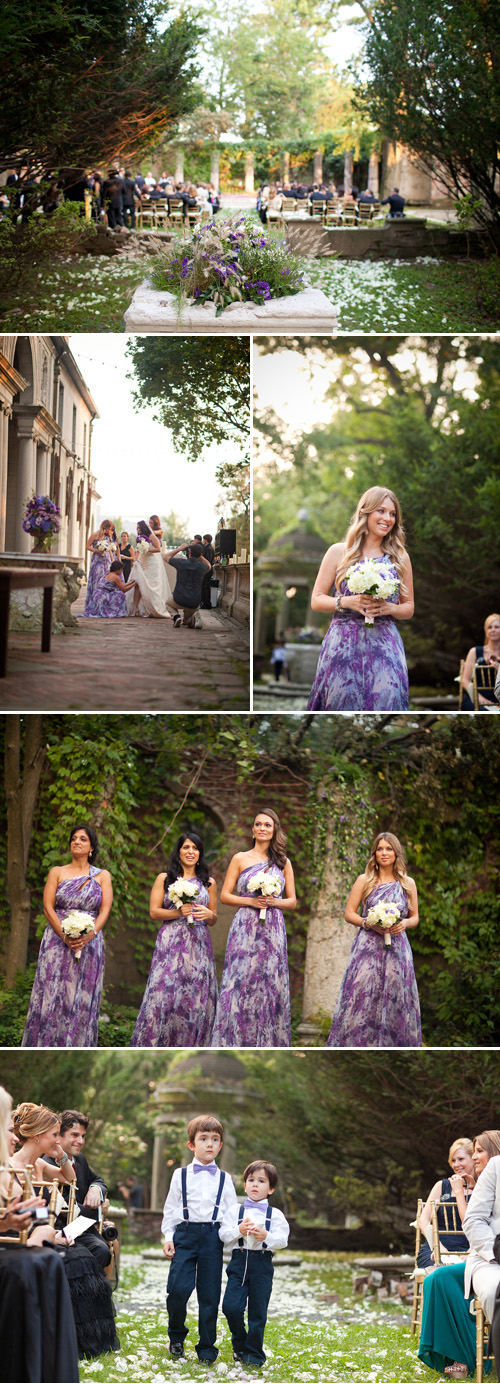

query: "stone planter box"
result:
(124, 281), (337, 333)
(0, 553), (85, 633)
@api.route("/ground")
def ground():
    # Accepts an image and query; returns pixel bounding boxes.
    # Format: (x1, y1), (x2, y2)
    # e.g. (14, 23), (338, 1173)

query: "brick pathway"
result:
(0, 596), (249, 711)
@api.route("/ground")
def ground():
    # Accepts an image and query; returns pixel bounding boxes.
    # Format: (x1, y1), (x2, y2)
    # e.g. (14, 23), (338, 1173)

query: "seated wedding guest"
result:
(0, 1088), (48, 1240)
(381, 186), (405, 218)
(164, 542), (211, 628)
(418, 1138), (474, 1269)
(463, 1135), (500, 1328)
(47, 1109), (111, 1272)
(119, 530), (133, 580)
(420, 1131), (500, 1380)
(357, 189), (375, 205)
(220, 1160), (289, 1367)
(461, 613), (500, 709)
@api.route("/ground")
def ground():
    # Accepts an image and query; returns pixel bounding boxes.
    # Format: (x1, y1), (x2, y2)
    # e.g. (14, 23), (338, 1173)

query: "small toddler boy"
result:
(161, 1114), (237, 1363)
(220, 1159), (289, 1367)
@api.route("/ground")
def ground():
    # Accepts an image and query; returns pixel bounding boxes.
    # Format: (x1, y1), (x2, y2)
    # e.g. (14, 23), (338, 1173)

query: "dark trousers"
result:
(167, 1222), (223, 1361)
(201, 570), (212, 608)
(123, 202), (136, 228)
(107, 203), (123, 228)
(222, 1248), (274, 1365)
(79, 1229), (111, 1272)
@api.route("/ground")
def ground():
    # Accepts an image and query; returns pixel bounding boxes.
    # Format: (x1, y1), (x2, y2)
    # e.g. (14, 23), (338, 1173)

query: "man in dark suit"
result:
(201, 532), (215, 608)
(48, 1109), (111, 1271)
(381, 187), (405, 218)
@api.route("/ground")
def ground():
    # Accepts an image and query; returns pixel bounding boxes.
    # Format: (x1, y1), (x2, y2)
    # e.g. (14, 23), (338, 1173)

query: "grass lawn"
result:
(307, 257), (500, 332)
(0, 231), (497, 333)
(80, 1251), (480, 1384)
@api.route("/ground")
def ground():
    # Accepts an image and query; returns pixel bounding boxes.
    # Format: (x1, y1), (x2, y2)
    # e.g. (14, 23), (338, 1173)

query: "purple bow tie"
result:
(193, 1162), (218, 1175)
(244, 1198), (268, 1212)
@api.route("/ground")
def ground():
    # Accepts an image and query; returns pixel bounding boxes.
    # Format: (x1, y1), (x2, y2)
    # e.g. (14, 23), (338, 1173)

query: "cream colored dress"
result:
(126, 549), (175, 618)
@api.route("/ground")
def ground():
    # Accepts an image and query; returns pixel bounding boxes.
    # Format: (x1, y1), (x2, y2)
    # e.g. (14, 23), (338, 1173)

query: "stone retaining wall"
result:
(285, 216), (489, 261)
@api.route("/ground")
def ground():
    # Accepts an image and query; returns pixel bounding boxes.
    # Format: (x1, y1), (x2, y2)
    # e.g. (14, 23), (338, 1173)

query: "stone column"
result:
(314, 150), (323, 183)
(299, 786), (364, 1040)
(0, 406), (11, 552)
(16, 432), (36, 552)
(210, 148), (220, 192)
(244, 151), (255, 194)
(36, 444), (50, 496)
(344, 150), (353, 194)
(175, 150), (184, 182)
(368, 152), (379, 197)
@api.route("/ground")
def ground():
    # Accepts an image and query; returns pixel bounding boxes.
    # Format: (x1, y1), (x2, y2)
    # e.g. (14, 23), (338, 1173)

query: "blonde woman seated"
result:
(2, 1099), (75, 1247)
(419, 1131), (500, 1380)
(461, 613), (500, 710)
(418, 1138), (474, 1271)
(0, 1087), (46, 1240)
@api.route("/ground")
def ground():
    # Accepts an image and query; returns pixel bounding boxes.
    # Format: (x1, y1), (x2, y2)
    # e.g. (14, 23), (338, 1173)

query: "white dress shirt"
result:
(161, 1160), (237, 1241)
(219, 1200), (289, 1253)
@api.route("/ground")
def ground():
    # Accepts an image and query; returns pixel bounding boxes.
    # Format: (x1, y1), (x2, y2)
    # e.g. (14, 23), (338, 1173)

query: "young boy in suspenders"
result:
(219, 1160), (289, 1367)
(161, 1115), (237, 1363)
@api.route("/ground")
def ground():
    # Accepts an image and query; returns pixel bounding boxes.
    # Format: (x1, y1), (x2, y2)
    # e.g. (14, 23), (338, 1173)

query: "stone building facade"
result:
(0, 335), (99, 563)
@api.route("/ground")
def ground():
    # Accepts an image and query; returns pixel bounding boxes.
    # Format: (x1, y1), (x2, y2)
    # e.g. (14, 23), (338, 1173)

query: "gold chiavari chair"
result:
(473, 662), (497, 709)
(0, 1163), (35, 1244)
(410, 1198), (426, 1336)
(469, 1299), (493, 1384)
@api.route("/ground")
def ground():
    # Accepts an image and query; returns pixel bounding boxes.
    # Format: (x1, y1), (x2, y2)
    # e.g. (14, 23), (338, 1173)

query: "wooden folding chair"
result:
(310, 200), (325, 220)
(357, 202), (373, 223)
(473, 661), (497, 708)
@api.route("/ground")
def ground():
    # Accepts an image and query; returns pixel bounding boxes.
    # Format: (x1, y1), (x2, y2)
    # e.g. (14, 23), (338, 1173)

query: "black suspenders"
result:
(238, 1202), (273, 1246)
(180, 1167), (226, 1224)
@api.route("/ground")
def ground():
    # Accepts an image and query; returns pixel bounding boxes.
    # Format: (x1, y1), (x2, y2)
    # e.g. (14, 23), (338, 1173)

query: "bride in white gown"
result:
(126, 521), (177, 618)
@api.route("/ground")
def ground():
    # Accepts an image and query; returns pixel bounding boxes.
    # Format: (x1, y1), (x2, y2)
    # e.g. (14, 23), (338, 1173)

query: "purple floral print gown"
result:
(22, 867), (105, 1048)
(327, 880), (422, 1048)
(211, 863), (292, 1048)
(82, 542), (127, 617)
(130, 878), (218, 1047)
(307, 555), (409, 711)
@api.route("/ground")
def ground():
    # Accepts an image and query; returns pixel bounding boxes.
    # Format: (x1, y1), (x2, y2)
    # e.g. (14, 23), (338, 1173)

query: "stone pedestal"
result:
(284, 642), (320, 684)
(302, 788), (361, 1026)
(0, 553), (85, 632)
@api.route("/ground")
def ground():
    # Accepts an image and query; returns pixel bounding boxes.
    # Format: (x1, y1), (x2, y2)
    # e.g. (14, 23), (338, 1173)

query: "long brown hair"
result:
(473, 1130), (500, 1160)
(336, 486), (407, 592)
(361, 831), (412, 902)
(252, 807), (287, 870)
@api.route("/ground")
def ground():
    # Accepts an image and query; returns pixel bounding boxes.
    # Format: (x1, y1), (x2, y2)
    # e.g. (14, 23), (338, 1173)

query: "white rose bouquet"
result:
(167, 878), (200, 927)
(95, 538), (110, 554)
(364, 901), (401, 947)
(345, 559), (399, 625)
(136, 537), (150, 554)
(60, 910), (97, 959)
(248, 871), (282, 921)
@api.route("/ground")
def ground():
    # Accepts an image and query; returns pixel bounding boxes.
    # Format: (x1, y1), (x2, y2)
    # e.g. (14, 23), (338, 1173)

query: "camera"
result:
(16, 1205), (49, 1224)
(101, 1222), (118, 1243)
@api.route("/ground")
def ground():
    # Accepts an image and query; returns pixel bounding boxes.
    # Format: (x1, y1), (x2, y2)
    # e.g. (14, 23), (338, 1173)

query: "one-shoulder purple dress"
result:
(211, 863), (291, 1048)
(130, 878), (218, 1047)
(22, 866), (105, 1048)
(327, 880), (422, 1048)
(307, 555), (409, 711)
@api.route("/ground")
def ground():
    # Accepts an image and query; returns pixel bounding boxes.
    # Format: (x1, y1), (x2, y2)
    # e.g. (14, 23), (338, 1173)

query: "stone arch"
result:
(13, 337), (35, 404)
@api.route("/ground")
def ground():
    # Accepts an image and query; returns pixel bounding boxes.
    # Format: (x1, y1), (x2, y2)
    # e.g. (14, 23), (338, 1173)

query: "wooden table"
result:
(0, 567), (57, 677)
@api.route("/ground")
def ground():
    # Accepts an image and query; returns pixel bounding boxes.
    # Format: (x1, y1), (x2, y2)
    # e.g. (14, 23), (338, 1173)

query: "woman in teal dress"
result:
(419, 1131), (500, 1379)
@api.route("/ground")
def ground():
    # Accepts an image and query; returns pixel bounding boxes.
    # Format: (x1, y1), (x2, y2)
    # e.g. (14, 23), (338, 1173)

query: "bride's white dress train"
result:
(126, 552), (175, 618)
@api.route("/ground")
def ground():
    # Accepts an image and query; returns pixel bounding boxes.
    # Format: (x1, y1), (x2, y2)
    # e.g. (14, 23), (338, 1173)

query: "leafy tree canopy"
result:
(354, 0), (500, 226)
(0, 0), (202, 172)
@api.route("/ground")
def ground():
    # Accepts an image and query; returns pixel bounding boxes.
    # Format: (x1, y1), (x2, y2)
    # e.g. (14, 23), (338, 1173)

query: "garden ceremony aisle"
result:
(78, 1249), (450, 1384)
(0, 593), (249, 711)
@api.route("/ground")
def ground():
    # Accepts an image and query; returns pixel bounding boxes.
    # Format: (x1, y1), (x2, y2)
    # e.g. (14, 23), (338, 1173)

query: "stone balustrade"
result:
(213, 560), (250, 626)
(0, 552), (85, 632)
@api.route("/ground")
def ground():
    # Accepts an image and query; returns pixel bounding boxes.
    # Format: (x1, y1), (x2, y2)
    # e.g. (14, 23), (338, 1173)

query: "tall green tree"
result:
(354, 0), (500, 227)
(0, 0), (202, 172)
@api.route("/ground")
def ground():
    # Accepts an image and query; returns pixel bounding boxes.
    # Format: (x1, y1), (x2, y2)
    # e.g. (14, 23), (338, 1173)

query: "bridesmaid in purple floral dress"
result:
(307, 487), (414, 710)
(131, 832), (218, 1047)
(83, 520), (119, 617)
(22, 824), (113, 1048)
(211, 809), (296, 1048)
(327, 832), (422, 1048)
